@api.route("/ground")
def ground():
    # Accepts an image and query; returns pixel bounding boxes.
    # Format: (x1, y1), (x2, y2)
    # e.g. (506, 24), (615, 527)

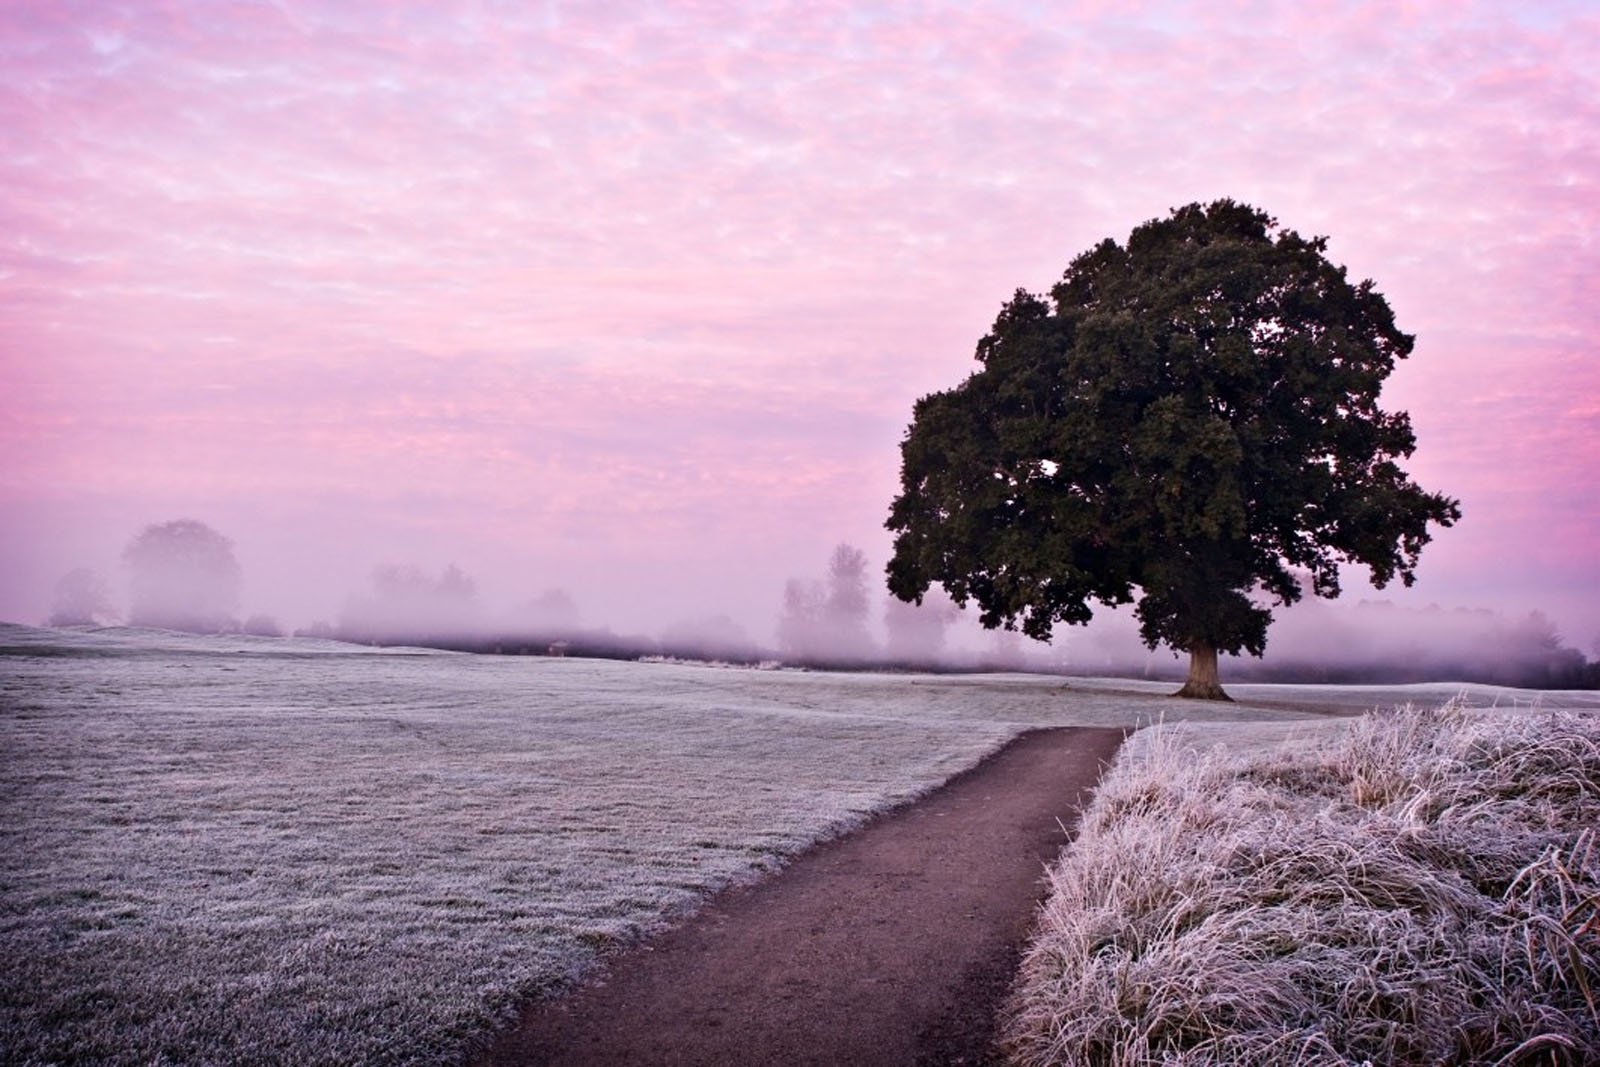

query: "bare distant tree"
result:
(123, 520), (240, 633)
(777, 544), (877, 663)
(49, 568), (116, 627)
(825, 544), (872, 644)
(436, 564), (476, 606)
(776, 577), (828, 659)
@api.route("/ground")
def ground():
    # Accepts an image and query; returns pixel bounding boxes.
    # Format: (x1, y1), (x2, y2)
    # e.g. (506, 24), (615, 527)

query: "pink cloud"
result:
(2, 0), (1596, 641)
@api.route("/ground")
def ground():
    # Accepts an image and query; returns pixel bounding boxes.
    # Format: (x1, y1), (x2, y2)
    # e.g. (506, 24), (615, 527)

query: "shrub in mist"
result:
(512, 587), (581, 635)
(122, 520), (241, 633)
(1004, 703), (1600, 1066)
(1218, 600), (1596, 689)
(338, 564), (483, 641)
(659, 614), (759, 662)
(48, 567), (117, 627)
(241, 614), (284, 638)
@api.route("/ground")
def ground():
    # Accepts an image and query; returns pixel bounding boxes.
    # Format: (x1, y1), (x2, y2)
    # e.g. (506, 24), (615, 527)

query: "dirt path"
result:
(474, 726), (1128, 1067)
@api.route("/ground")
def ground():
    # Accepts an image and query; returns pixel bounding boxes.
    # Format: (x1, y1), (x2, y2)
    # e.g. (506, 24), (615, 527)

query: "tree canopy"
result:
(885, 200), (1460, 698)
(123, 519), (241, 633)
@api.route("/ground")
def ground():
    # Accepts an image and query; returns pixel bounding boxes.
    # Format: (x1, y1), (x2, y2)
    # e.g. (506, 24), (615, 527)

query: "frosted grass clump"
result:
(1004, 701), (1600, 1066)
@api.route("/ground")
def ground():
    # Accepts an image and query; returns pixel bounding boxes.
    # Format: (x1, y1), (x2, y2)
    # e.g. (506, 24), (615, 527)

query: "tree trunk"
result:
(1174, 641), (1232, 701)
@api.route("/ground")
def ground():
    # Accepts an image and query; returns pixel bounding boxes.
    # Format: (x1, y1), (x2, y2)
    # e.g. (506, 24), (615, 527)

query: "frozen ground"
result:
(2, 624), (1593, 1065)
(1006, 701), (1600, 1064)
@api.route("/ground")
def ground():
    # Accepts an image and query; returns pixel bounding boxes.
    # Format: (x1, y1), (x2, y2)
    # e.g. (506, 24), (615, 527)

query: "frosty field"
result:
(2, 624), (1593, 1065)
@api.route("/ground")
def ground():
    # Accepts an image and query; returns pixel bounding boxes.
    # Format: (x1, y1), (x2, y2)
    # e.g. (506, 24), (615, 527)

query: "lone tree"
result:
(823, 543), (873, 652)
(123, 519), (241, 633)
(886, 201), (1460, 699)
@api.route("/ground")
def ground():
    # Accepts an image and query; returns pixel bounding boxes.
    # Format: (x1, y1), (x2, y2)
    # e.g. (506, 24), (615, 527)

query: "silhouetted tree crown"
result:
(886, 200), (1460, 698)
(122, 519), (241, 633)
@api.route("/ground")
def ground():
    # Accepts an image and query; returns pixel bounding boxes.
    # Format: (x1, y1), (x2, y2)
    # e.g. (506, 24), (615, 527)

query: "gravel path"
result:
(474, 726), (1128, 1066)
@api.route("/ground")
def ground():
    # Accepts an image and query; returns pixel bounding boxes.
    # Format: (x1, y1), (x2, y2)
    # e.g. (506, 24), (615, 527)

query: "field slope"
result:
(3, 623), (1591, 1064)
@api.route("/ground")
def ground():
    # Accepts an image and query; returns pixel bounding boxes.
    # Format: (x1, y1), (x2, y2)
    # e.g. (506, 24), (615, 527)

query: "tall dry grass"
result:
(1004, 702), (1600, 1066)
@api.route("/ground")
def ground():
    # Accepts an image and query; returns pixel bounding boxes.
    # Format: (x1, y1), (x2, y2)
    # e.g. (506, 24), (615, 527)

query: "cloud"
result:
(1, 0), (1595, 638)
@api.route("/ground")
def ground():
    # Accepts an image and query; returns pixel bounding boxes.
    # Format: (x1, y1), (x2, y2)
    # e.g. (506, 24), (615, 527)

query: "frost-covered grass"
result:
(1004, 701), (1600, 1066)
(0, 625), (1344, 1067)
(4, 625), (1591, 1065)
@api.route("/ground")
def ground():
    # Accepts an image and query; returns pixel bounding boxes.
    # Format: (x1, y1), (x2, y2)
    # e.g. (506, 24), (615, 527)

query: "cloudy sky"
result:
(2, 0), (1596, 647)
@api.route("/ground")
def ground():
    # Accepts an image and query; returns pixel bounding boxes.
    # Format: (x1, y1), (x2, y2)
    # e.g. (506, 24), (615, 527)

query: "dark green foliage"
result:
(886, 200), (1460, 661)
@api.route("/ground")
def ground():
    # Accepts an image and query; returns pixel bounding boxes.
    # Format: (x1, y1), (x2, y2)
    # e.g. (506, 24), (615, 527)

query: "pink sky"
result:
(2, 0), (1597, 648)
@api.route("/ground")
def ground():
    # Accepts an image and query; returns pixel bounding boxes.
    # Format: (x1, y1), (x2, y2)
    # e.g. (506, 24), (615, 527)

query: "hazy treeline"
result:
(1228, 601), (1597, 689)
(46, 519), (1600, 689)
(773, 543), (1020, 670)
(51, 520), (279, 636)
(771, 545), (1600, 688)
(1042, 600), (1600, 690)
(50, 518), (766, 663)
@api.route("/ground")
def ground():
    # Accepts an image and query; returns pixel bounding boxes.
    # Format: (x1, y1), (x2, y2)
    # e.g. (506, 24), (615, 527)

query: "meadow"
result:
(2, 624), (1592, 1064)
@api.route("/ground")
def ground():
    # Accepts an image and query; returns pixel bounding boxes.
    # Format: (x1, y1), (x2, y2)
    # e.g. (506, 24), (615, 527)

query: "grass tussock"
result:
(1003, 702), (1600, 1066)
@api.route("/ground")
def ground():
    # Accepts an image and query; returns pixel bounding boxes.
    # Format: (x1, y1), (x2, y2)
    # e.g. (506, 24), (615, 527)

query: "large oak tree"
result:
(886, 201), (1460, 699)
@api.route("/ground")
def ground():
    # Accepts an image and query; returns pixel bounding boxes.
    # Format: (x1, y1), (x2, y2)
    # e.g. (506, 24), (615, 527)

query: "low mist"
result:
(16, 515), (1600, 690)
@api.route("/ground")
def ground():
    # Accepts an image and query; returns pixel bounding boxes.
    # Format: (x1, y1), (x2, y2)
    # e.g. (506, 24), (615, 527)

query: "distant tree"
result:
(887, 200), (1460, 699)
(1498, 611), (1586, 688)
(48, 568), (116, 627)
(1507, 610), (1562, 653)
(776, 577), (828, 660)
(123, 519), (241, 633)
(660, 614), (758, 661)
(341, 563), (482, 639)
(984, 629), (1026, 672)
(241, 614), (284, 638)
(516, 588), (581, 633)
(778, 544), (877, 663)
(823, 544), (874, 654)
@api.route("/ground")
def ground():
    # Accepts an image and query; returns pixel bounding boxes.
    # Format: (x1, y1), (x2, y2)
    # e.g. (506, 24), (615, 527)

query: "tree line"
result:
(46, 520), (1600, 689)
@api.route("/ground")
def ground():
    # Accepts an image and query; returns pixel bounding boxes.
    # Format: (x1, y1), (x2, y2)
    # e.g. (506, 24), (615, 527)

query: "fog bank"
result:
(9, 514), (1598, 690)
